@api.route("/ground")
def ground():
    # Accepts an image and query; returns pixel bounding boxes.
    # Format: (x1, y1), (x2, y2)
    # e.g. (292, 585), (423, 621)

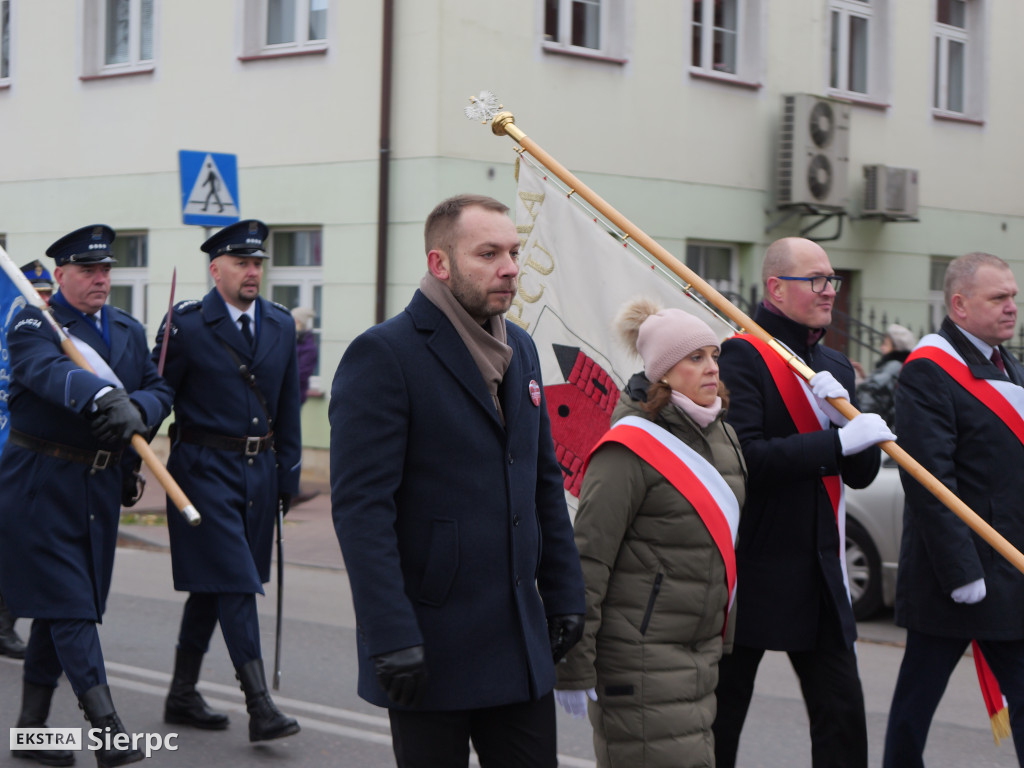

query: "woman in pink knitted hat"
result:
(555, 297), (747, 767)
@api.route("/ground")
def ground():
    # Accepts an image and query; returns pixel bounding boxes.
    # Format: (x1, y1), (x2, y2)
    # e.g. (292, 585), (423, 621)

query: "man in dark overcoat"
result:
(330, 194), (586, 768)
(714, 237), (893, 768)
(0, 224), (173, 767)
(883, 252), (1024, 766)
(152, 219), (302, 742)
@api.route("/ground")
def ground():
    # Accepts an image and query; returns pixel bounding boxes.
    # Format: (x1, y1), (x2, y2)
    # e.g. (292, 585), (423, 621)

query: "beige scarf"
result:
(419, 273), (513, 423)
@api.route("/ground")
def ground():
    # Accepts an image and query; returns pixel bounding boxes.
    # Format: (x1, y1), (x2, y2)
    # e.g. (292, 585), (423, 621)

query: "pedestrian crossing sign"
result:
(179, 150), (240, 226)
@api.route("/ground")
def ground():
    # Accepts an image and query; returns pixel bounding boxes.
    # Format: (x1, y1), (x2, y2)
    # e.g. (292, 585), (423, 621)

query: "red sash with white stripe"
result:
(585, 415), (740, 631)
(906, 335), (1024, 442)
(733, 335), (843, 522)
(907, 333), (1024, 742)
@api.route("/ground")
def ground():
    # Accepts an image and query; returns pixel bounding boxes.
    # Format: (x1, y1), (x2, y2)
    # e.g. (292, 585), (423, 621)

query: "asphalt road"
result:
(0, 501), (1019, 767)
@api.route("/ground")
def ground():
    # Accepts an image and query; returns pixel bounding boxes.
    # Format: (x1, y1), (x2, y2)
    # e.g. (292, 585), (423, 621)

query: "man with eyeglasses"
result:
(713, 236), (895, 767)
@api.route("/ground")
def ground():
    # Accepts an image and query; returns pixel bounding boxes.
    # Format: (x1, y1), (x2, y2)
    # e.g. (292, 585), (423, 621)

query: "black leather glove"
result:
(548, 614), (585, 664)
(373, 645), (428, 707)
(278, 493), (292, 517)
(121, 456), (146, 508)
(90, 389), (147, 445)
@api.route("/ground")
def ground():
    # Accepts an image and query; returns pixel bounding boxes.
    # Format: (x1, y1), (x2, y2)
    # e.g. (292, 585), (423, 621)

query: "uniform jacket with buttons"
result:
(718, 305), (881, 651)
(330, 290), (586, 710)
(0, 299), (173, 619)
(152, 288), (301, 593)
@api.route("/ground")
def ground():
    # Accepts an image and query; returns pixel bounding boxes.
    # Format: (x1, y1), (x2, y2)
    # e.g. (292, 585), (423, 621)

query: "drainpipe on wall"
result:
(374, 0), (395, 325)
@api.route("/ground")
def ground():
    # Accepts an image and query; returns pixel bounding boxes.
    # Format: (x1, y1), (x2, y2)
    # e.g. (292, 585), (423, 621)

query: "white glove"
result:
(554, 688), (597, 719)
(951, 578), (987, 604)
(838, 413), (896, 456)
(810, 371), (850, 426)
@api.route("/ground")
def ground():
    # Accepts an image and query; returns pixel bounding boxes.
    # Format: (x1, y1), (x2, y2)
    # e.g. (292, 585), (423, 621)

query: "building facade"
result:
(0, 0), (1021, 465)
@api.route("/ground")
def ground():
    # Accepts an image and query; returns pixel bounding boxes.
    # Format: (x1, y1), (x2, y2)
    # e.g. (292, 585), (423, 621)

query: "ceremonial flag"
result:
(0, 267), (27, 455)
(513, 156), (734, 506)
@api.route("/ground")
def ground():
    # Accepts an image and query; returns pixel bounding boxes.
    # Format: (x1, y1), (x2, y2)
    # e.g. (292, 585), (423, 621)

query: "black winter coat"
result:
(894, 319), (1024, 639)
(718, 305), (881, 650)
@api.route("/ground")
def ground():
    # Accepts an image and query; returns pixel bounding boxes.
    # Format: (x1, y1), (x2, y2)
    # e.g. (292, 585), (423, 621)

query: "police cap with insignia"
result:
(201, 219), (270, 261)
(20, 259), (54, 291)
(45, 224), (117, 266)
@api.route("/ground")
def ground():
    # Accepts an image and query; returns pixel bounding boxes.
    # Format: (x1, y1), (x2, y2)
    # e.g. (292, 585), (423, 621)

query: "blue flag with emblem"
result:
(0, 268), (27, 455)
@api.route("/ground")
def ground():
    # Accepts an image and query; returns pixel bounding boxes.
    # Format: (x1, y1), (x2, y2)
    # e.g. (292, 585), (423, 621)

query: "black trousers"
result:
(176, 592), (261, 669)
(24, 618), (105, 697)
(883, 630), (1024, 768)
(714, 642), (867, 768)
(388, 691), (556, 768)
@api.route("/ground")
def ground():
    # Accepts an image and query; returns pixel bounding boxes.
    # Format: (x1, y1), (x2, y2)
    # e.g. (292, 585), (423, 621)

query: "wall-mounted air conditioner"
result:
(776, 94), (851, 211)
(863, 165), (919, 220)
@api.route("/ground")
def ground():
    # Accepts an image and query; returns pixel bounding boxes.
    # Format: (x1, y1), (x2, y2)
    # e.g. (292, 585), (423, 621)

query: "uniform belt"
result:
(172, 424), (274, 456)
(8, 429), (122, 471)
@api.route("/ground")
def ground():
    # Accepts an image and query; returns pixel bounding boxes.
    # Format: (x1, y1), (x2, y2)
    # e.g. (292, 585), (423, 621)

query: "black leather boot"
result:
(0, 591), (26, 659)
(235, 659), (300, 742)
(78, 685), (143, 768)
(12, 681), (75, 766)
(163, 647), (229, 730)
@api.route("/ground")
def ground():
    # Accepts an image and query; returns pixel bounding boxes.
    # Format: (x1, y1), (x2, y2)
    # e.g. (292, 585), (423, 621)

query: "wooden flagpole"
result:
(0, 245), (200, 526)
(470, 94), (1024, 576)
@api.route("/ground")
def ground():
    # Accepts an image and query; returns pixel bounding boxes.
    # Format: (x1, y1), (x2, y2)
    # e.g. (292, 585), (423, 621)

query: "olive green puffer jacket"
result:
(557, 388), (746, 768)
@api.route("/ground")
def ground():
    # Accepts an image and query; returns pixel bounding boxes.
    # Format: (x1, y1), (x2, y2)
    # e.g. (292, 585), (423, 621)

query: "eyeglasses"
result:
(776, 275), (843, 294)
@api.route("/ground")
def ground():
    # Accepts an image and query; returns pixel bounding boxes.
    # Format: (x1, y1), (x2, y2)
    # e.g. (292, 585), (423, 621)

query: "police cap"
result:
(45, 225), (117, 267)
(201, 219), (270, 261)
(20, 259), (54, 291)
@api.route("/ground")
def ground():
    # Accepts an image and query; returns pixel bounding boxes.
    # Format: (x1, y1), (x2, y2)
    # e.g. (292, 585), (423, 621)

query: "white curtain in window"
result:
(267, 0), (296, 45)
(105, 0), (130, 64)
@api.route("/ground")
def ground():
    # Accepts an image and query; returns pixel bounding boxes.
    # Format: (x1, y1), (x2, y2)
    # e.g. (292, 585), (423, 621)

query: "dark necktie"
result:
(240, 314), (254, 349)
(991, 348), (1006, 374)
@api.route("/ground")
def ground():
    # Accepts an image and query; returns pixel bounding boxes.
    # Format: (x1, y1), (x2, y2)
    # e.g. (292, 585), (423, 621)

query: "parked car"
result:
(845, 457), (903, 620)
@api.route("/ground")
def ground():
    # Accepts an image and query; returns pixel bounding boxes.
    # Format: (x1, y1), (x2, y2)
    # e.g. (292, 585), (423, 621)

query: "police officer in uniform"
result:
(152, 219), (302, 742)
(21, 259), (55, 303)
(0, 263), (57, 658)
(0, 224), (173, 767)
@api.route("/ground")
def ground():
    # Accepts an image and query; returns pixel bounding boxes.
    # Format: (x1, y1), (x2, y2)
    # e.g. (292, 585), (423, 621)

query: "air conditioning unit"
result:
(863, 165), (919, 220)
(776, 94), (851, 211)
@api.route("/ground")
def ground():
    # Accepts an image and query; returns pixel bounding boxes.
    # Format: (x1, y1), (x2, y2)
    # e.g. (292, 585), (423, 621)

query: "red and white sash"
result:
(586, 415), (740, 630)
(907, 334), (1024, 439)
(732, 334), (851, 599)
(907, 333), (1024, 742)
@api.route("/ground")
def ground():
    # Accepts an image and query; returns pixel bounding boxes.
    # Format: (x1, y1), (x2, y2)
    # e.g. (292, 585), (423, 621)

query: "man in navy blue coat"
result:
(331, 194), (586, 768)
(0, 224), (173, 767)
(883, 253), (1024, 766)
(152, 219), (302, 743)
(714, 237), (893, 768)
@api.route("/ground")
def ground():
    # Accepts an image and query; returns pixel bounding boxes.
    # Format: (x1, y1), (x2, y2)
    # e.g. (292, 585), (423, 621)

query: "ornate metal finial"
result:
(464, 91), (503, 124)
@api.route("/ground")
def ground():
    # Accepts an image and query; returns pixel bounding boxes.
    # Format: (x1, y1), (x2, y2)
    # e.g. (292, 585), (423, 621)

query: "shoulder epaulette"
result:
(174, 299), (201, 314)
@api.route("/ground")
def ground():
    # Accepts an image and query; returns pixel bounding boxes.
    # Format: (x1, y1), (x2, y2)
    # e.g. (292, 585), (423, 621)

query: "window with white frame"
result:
(542, 0), (627, 60)
(265, 228), (323, 388)
(689, 0), (763, 83)
(242, 0), (328, 57)
(928, 255), (953, 333)
(1, 0), (10, 82)
(828, 0), (890, 102)
(686, 241), (737, 295)
(933, 0), (984, 118)
(82, 0), (156, 77)
(108, 232), (148, 322)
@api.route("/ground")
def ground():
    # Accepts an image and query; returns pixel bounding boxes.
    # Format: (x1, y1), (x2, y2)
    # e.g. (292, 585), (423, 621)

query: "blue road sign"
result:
(179, 150), (240, 226)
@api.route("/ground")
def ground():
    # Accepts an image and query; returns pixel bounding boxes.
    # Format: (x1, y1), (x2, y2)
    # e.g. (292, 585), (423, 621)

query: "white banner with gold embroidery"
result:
(512, 157), (734, 504)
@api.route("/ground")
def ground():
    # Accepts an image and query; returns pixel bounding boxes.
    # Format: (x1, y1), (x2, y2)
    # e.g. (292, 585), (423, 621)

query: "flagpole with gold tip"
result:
(0, 244), (201, 527)
(466, 91), (1024, 577)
